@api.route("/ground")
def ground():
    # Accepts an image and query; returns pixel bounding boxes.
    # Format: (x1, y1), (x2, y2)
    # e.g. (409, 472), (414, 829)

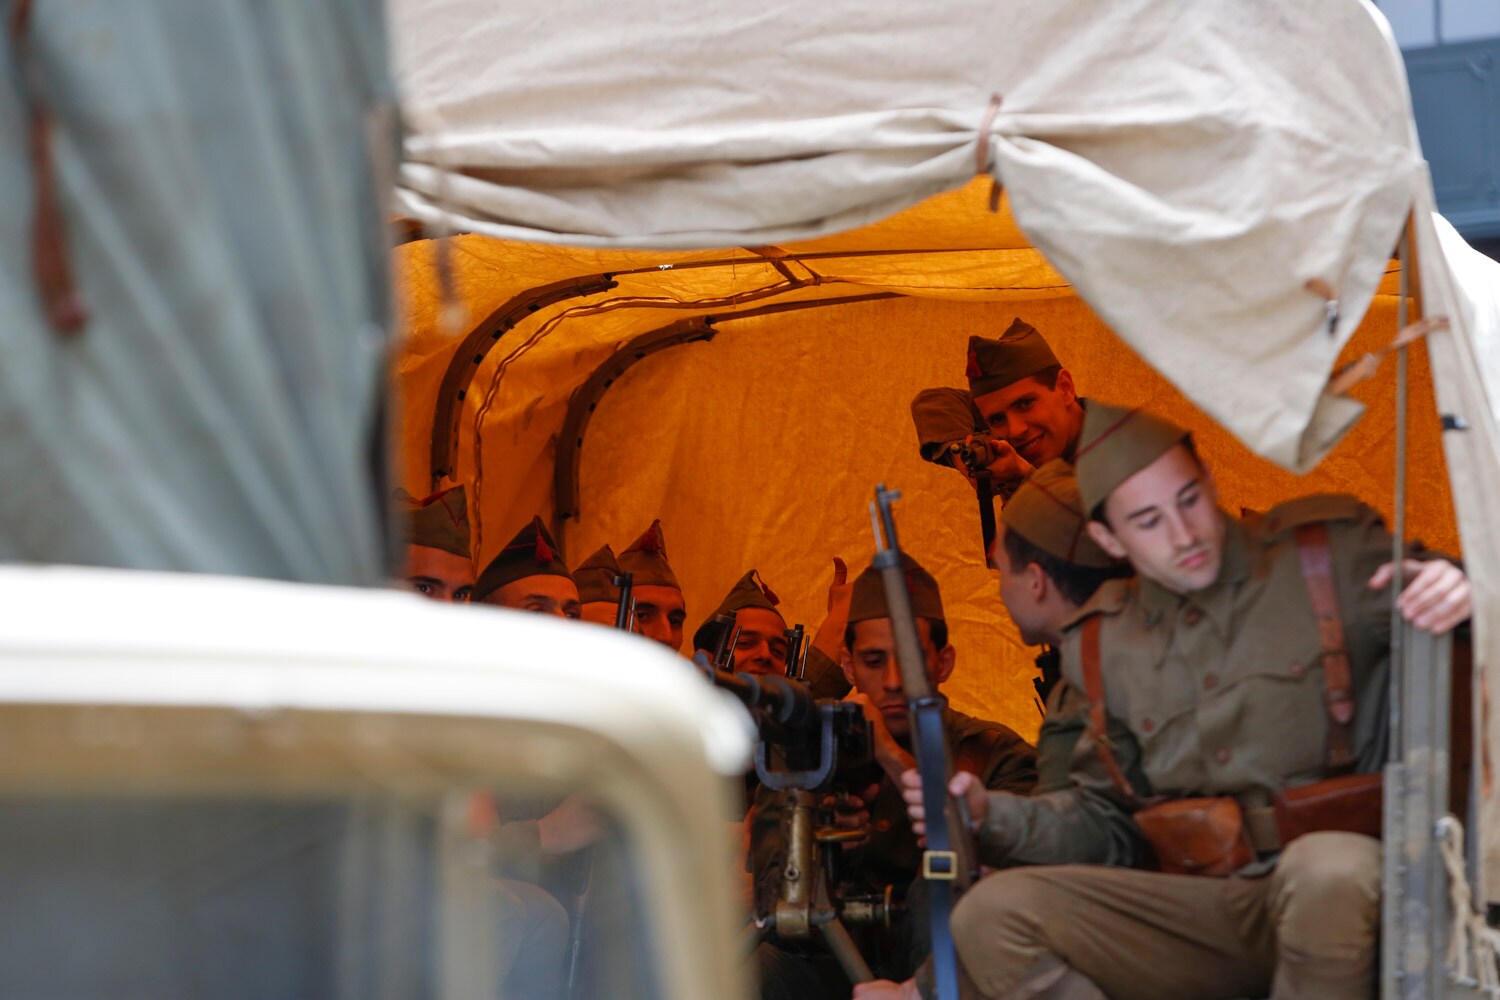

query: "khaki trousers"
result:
(951, 832), (1381, 1000)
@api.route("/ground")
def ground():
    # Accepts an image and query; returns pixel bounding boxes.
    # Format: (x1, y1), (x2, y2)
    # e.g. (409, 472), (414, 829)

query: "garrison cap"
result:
(473, 515), (573, 602)
(705, 569), (780, 621)
(848, 552), (945, 624)
(1001, 461), (1118, 568)
(394, 485), (470, 559)
(619, 519), (681, 590)
(966, 318), (1061, 397)
(911, 387), (985, 463)
(573, 544), (622, 605)
(1075, 402), (1191, 514)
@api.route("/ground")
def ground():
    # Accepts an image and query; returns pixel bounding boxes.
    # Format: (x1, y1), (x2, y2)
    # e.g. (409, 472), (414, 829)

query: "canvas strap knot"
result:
(975, 92), (1004, 212)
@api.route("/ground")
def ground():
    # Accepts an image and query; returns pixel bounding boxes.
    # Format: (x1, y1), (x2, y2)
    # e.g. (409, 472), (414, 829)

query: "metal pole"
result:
(1383, 227), (1412, 1000)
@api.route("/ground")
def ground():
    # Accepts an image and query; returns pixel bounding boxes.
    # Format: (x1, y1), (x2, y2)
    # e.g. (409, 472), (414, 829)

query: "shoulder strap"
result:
(1292, 523), (1356, 772)
(1080, 617), (1139, 804)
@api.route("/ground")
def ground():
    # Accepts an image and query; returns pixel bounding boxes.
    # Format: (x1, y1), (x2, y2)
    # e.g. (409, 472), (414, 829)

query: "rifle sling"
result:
(1080, 616), (1140, 804)
(910, 697), (964, 1000)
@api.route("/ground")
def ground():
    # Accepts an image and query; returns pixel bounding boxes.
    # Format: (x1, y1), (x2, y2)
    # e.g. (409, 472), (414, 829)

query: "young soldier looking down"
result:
(394, 485), (474, 602)
(896, 402), (1471, 1000)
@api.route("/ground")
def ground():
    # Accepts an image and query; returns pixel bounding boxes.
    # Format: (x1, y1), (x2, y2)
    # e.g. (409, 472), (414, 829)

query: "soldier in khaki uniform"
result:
(618, 519), (689, 650)
(473, 515), (582, 619)
(574, 544), (624, 626)
(909, 319), (1086, 501)
(394, 485), (474, 602)
(753, 554), (1037, 1000)
(893, 402), (1471, 1000)
(992, 461), (1132, 793)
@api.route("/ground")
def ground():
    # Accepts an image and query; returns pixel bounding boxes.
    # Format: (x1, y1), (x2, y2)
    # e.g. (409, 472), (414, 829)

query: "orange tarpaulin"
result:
(394, 181), (1455, 739)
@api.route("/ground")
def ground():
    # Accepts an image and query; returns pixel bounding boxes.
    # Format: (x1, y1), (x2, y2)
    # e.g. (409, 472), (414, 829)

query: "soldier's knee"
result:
(952, 867), (1055, 953)
(1273, 832), (1382, 956)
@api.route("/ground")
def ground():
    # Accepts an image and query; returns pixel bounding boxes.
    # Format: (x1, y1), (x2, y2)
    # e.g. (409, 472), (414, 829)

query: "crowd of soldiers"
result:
(394, 317), (1473, 1000)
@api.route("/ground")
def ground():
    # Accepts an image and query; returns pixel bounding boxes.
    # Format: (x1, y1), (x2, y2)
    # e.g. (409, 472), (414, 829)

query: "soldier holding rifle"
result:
(751, 553), (1036, 1000)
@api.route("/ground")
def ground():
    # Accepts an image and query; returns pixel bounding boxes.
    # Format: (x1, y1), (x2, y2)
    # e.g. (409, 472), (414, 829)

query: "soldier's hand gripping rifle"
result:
(870, 484), (978, 1000)
(692, 653), (888, 984)
(564, 571), (637, 998)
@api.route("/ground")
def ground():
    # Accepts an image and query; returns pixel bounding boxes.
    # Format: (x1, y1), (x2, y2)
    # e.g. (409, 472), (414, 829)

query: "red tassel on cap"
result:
(965, 349), (983, 379)
(640, 519), (666, 555)
(530, 515), (554, 564)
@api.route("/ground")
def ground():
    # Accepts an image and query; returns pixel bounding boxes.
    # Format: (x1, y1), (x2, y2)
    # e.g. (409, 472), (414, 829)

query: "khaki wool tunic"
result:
(976, 494), (1414, 869)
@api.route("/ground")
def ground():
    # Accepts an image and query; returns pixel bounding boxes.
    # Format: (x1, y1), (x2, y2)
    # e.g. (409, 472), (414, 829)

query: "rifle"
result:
(708, 611), (740, 672)
(783, 623), (809, 681)
(694, 653), (890, 984)
(613, 570), (636, 631)
(564, 570), (636, 998)
(869, 483), (977, 1000)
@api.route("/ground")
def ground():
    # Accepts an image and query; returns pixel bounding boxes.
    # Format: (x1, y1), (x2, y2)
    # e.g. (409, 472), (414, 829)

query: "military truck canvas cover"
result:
(388, 0), (1500, 891)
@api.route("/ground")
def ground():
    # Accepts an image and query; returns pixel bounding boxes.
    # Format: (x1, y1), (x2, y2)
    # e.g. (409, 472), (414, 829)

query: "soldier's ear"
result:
(839, 645), (857, 685)
(1054, 368), (1077, 403)
(1087, 519), (1129, 561)
(934, 643), (956, 686)
(1026, 561), (1048, 599)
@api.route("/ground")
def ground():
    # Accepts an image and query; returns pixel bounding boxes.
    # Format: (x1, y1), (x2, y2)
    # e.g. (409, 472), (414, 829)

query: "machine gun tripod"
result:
(693, 652), (897, 984)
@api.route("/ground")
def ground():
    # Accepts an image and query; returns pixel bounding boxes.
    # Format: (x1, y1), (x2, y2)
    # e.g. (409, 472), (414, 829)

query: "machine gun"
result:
(870, 483), (977, 1000)
(693, 653), (893, 984)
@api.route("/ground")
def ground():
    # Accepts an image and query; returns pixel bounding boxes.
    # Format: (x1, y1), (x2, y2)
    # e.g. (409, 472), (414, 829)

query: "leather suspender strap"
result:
(1293, 523), (1356, 772)
(1080, 616), (1139, 804)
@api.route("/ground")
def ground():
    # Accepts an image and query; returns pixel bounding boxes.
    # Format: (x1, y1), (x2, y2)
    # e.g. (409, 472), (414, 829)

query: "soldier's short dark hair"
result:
(843, 618), (949, 654)
(1088, 435), (1202, 526)
(1032, 364), (1062, 391)
(1001, 528), (1133, 607)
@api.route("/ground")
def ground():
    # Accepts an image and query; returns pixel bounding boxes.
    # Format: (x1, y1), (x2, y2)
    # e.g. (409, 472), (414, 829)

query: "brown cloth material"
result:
(1001, 461), (1117, 569)
(573, 544), (622, 605)
(473, 515), (572, 602)
(847, 552), (946, 624)
(618, 519), (681, 589)
(1073, 401), (1190, 514)
(695, 569), (781, 638)
(394, 485), (470, 559)
(911, 387), (985, 463)
(947, 831), (1379, 1000)
(965, 318), (1060, 397)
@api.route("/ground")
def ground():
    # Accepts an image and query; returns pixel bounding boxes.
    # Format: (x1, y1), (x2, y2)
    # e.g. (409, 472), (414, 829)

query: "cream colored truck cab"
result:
(0, 565), (754, 1000)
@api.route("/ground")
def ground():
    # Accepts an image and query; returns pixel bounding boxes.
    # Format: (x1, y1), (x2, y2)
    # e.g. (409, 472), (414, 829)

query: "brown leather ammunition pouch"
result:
(1271, 772), (1383, 846)
(1133, 796), (1256, 876)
